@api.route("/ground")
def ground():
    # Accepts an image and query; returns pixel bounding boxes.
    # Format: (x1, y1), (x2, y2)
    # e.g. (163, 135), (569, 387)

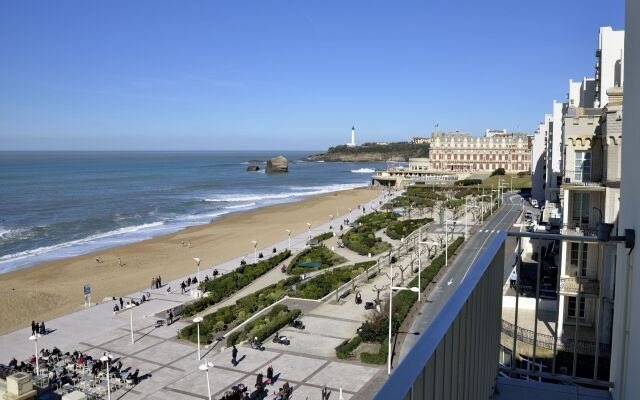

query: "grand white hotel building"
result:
(417, 130), (532, 172)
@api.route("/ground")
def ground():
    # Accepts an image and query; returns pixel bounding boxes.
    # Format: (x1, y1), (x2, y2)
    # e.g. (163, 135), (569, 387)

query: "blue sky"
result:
(0, 0), (625, 151)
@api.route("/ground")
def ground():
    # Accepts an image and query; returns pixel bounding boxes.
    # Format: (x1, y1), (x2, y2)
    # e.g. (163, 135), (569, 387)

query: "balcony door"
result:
(574, 150), (592, 182)
(571, 192), (591, 228)
(570, 242), (588, 277)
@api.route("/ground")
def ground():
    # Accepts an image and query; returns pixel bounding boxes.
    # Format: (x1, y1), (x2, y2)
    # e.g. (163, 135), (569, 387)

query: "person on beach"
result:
(232, 345), (238, 366)
(188, 241), (192, 248)
(118, 257), (123, 266)
(181, 240), (185, 247)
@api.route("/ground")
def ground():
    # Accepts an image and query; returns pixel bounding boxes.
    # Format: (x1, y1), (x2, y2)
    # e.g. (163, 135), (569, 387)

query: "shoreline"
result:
(0, 187), (381, 335)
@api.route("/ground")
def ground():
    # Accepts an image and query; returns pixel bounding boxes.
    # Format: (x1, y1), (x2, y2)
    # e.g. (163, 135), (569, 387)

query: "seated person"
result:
(8, 357), (17, 368)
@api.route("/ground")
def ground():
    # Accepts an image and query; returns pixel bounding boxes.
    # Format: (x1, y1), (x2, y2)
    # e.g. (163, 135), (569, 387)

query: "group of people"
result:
(179, 276), (198, 294)
(5, 347), (141, 392)
(151, 275), (163, 289)
(31, 320), (47, 336)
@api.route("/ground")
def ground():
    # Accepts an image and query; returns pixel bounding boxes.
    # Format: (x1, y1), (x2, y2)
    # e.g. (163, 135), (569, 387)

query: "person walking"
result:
(151, 277), (156, 289)
(232, 345), (238, 366)
(40, 321), (46, 335)
(509, 270), (517, 289)
(119, 297), (124, 309)
(31, 321), (36, 336)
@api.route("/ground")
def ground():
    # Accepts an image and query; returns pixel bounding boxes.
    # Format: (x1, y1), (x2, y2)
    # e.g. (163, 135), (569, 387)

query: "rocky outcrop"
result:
(266, 156), (289, 173)
(246, 165), (260, 172)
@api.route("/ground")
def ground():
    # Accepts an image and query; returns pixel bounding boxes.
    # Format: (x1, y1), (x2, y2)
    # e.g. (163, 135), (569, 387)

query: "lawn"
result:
(287, 244), (347, 274)
(481, 173), (532, 190)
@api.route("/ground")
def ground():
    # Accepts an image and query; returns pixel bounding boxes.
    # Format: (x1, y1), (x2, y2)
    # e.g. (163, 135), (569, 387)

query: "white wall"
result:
(545, 101), (564, 202)
(610, 2), (639, 398)
(598, 27), (625, 107)
(531, 129), (546, 203)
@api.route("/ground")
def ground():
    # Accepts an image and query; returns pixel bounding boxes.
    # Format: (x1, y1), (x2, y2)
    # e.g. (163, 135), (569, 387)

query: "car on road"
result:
(524, 211), (533, 221)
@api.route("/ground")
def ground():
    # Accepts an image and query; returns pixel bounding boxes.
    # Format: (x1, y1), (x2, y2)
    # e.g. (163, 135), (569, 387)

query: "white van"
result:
(531, 199), (539, 208)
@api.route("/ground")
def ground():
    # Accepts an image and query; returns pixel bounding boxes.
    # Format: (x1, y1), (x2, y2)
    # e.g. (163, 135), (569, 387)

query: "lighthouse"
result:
(347, 126), (356, 147)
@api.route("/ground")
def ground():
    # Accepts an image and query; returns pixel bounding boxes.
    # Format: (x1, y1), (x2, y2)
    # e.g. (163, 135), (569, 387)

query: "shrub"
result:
(491, 168), (506, 176)
(336, 336), (363, 359)
(293, 266), (355, 299)
(456, 179), (482, 186)
(226, 305), (301, 346)
(313, 232), (334, 242)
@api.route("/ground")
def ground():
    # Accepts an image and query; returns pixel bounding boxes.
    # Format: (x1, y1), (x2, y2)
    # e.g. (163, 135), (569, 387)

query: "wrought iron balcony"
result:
(375, 231), (612, 400)
(559, 276), (600, 297)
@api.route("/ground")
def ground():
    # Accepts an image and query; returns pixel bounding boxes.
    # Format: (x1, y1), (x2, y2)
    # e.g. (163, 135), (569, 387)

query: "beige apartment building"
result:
(426, 131), (531, 172)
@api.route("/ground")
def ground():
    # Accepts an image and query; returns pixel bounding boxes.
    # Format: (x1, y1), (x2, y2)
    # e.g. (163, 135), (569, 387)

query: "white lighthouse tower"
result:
(347, 126), (356, 147)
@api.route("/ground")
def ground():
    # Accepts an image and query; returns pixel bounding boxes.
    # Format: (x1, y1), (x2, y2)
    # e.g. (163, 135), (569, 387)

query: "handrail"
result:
(375, 231), (507, 399)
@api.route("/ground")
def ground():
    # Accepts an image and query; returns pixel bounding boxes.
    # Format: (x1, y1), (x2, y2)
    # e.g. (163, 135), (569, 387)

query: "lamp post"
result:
(100, 353), (112, 400)
(464, 197), (468, 239)
(193, 257), (201, 282)
(251, 240), (257, 263)
(329, 214), (334, 235)
(125, 303), (135, 344)
(193, 316), (203, 360)
(417, 241), (439, 302)
(388, 259), (419, 374)
(285, 229), (291, 250)
(444, 220), (460, 268)
(348, 208), (352, 222)
(306, 223), (312, 241)
(199, 361), (214, 400)
(29, 334), (41, 376)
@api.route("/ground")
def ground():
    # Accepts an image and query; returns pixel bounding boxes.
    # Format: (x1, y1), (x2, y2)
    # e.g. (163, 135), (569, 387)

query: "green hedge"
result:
(360, 338), (389, 364)
(313, 232), (334, 242)
(386, 218), (433, 240)
(294, 265), (362, 299)
(456, 179), (482, 186)
(342, 227), (391, 255)
(336, 336), (363, 359)
(287, 244), (346, 274)
(226, 305), (301, 346)
(182, 250), (291, 317)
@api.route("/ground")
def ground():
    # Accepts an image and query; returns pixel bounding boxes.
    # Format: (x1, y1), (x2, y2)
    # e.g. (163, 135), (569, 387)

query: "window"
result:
(574, 151), (592, 182)
(571, 192), (591, 228)
(567, 297), (586, 319)
(570, 243), (588, 276)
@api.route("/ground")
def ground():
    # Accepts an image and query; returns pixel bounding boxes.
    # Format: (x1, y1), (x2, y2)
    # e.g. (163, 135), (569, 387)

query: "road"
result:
(398, 192), (525, 361)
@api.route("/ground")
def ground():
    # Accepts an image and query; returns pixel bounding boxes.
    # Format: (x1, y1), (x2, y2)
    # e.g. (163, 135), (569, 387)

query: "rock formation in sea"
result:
(246, 165), (260, 171)
(266, 156), (289, 173)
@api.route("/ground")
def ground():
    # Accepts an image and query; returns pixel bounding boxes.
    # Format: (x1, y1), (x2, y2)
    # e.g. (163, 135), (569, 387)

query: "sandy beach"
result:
(0, 188), (380, 335)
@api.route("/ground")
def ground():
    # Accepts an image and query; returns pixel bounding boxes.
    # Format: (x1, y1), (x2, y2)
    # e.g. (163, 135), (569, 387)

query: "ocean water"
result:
(0, 151), (385, 273)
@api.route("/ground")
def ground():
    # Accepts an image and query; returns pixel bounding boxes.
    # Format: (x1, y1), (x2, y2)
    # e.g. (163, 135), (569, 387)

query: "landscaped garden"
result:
(225, 304), (301, 346)
(385, 218), (433, 240)
(342, 212), (398, 255)
(287, 244), (346, 274)
(179, 261), (374, 345)
(181, 250), (292, 317)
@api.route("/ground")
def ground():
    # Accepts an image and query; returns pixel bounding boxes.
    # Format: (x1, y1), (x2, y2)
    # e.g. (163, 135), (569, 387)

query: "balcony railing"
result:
(376, 231), (612, 400)
(559, 276), (600, 297)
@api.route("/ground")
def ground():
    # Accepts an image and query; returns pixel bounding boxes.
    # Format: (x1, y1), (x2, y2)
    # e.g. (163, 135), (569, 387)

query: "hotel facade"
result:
(426, 131), (532, 172)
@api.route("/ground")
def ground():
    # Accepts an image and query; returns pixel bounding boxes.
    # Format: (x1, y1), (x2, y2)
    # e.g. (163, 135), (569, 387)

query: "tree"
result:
(491, 168), (506, 176)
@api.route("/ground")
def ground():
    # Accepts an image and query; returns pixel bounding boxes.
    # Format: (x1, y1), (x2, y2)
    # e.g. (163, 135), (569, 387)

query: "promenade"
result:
(0, 191), (397, 399)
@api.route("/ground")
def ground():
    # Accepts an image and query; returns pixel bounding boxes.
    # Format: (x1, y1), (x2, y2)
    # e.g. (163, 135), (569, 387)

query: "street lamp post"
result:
(29, 334), (41, 376)
(199, 361), (214, 400)
(126, 303), (135, 344)
(193, 257), (201, 282)
(251, 240), (258, 263)
(100, 353), (112, 400)
(388, 260), (419, 374)
(285, 229), (291, 250)
(329, 215), (334, 235)
(444, 220), (460, 268)
(348, 208), (352, 222)
(306, 223), (312, 241)
(193, 316), (203, 360)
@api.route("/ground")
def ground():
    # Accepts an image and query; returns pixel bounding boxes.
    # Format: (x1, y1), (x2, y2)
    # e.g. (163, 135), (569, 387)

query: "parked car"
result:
(525, 211), (533, 221)
(531, 199), (539, 208)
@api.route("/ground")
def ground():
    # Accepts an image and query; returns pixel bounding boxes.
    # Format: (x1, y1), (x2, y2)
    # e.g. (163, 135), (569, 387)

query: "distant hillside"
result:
(304, 142), (430, 162)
